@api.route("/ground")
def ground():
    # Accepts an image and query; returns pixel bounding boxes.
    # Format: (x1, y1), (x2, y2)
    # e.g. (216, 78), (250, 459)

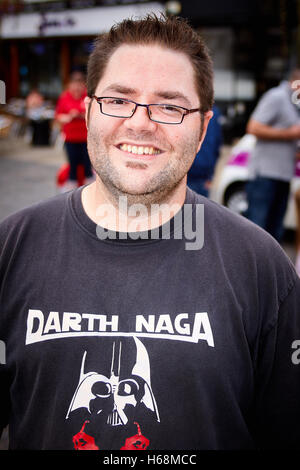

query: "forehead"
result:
(95, 44), (199, 105)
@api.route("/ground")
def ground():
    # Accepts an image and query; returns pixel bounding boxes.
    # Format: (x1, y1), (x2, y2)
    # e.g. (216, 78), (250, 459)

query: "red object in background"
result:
(56, 163), (85, 188)
(120, 422), (150, 450)
(55, 90), (87, 142)
(73, 420), (99, 450)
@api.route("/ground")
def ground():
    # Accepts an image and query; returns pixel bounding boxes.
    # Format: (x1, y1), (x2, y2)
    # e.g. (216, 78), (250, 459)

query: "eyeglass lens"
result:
(99, 98), (184, 123)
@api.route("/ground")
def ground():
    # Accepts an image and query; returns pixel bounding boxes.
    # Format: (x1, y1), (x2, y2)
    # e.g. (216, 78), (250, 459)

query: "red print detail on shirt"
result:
(73, 420), (99, 450)
(72, 420), (149, 450)
(120, 422), (150, 450)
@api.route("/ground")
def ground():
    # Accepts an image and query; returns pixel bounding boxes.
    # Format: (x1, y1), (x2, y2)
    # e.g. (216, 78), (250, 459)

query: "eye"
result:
(159, 105), (183, 116)
(118, 379), (139, 396)
(92, 381), (111, 397)
(104, 98), (127, 106)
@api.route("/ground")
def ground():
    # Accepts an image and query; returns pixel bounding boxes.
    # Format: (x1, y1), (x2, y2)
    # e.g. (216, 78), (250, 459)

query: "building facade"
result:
(1, 0), (299, 142)
(0, 1), (165, 100)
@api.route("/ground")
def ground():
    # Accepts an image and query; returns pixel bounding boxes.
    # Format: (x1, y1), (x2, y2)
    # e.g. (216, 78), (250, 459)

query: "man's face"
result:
(86, 44), (212, 204)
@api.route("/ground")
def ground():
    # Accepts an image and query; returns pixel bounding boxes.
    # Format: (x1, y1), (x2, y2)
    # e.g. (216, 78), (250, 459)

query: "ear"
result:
(84, 96), (92, 129)
(196, 110), (213, 153)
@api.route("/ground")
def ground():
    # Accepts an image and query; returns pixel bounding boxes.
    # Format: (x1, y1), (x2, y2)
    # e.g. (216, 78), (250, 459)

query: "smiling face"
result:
(86, 44), (212, 205)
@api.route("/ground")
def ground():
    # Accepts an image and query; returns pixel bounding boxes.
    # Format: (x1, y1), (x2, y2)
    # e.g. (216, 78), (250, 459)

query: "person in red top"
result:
(56, 71), (94, 189)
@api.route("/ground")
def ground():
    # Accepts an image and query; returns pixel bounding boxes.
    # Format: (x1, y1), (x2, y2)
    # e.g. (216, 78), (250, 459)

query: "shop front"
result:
(1, 2), (165, 100)
(0, 1), (164, 145)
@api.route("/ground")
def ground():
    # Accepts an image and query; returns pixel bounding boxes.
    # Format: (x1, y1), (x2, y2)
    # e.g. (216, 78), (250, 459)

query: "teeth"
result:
(119, 144), (160, 155)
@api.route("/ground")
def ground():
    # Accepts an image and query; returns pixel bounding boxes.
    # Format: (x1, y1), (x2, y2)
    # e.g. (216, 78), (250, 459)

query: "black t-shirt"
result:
(0, 186), (300, 450)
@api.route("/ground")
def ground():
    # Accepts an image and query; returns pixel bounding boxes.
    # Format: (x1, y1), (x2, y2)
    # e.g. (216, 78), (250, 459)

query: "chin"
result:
(116, 176), (154, 195)
(118, 184), (151, 197)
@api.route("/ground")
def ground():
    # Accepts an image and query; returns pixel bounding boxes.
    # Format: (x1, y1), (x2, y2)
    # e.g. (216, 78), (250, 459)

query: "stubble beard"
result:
(87, 125), (201, 208)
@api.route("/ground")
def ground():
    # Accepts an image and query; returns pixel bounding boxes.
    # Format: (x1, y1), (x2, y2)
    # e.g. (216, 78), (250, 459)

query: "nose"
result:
(123, 103), (157, 131)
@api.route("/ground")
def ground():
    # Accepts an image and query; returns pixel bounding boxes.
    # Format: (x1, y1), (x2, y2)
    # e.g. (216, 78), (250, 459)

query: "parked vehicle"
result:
(211, 134), (300, 230)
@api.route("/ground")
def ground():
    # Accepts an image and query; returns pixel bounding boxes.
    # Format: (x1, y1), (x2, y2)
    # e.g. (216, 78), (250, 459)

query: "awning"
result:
(1, 2), (165, 38)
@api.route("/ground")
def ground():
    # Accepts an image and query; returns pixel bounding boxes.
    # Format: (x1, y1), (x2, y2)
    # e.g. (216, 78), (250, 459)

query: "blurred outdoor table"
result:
(0, 115), (12, 138)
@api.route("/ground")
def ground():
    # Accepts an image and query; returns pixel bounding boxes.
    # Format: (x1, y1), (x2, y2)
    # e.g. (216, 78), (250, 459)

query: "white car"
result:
(211, 134), (300, 230)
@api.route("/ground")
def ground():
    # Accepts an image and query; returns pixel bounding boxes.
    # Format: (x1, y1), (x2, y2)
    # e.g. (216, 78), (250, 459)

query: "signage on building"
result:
(1, 2), (164, 38)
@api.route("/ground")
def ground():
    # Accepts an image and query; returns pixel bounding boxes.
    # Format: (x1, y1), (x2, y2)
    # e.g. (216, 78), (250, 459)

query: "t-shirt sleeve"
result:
(250, 90), (281, 126)
(253, 275), (300, 449)
(0, 364), (10, 438)
(0, 227), (11, 438)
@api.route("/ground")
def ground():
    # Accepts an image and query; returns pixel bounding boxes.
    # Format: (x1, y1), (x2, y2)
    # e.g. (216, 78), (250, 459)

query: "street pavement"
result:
(0, 137), (65, 222)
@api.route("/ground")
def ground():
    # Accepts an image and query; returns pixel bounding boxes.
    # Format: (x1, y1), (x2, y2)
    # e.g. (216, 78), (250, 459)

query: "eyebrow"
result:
(102, 84), (136, 95)
(101, 83), (193, 107)
(154, 91), (192, 107)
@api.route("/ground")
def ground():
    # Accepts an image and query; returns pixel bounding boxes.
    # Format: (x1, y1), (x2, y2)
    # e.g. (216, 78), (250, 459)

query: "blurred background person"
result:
(26, 88), (51, 146)
(26, 88), (44, 109)
(187, 104), (223, 197)
(55, 70), (94, 190)
(245, 69), (300, 242)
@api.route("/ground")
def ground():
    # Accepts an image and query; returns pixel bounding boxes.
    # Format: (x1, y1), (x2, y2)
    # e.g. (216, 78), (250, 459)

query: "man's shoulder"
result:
(190, 189), (298, 296)
(190, 189), (296, 267)
(0, 190), (72, 239)
(191, 189), (276, 246)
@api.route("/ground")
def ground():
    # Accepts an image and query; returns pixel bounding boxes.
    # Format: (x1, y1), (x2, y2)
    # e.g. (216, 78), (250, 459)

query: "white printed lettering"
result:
(135, 315), (155, 333)
(174, 313), (190, 335)
(155, 315), (174, 334)
(44, 311), (61, 334)
(62, 312), (82, 332)
(82, 313), (99, 331)
(25, 309), (214, 346)
(26, 309), (45, 344)
(192, 312), (214, 347)
(98, 315), (119, 332)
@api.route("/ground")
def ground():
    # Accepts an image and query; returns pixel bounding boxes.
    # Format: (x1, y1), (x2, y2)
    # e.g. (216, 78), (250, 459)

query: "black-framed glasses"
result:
(92, 96), (202, 125)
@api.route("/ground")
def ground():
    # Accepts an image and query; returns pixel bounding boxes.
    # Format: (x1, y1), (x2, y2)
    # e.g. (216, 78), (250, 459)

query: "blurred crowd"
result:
(0, 69), (95, 189)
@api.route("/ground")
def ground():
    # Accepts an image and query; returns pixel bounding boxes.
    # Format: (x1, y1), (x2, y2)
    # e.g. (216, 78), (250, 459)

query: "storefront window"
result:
(18, 39), (62, 100)
(69, 38), (94, 74)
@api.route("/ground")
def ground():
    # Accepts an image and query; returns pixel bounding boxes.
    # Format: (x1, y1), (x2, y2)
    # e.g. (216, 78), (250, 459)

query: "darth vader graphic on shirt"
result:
(66, 336), (160, 450)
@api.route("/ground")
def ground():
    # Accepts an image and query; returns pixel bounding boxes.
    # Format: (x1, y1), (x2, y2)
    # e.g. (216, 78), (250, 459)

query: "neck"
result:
(81, 176), (187, 233)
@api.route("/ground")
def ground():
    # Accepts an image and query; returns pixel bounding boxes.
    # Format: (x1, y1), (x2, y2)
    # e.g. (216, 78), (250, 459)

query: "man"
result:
(187, 104), (223, 197)
(0, 15), (300, 450)
(246, 70), (300, 242)
(26, 88), (50, 147)
(56, 70), (94, 189)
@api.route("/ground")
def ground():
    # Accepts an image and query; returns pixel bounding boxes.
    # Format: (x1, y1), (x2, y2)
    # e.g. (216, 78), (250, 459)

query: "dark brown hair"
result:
(87, 13), (214, 112)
